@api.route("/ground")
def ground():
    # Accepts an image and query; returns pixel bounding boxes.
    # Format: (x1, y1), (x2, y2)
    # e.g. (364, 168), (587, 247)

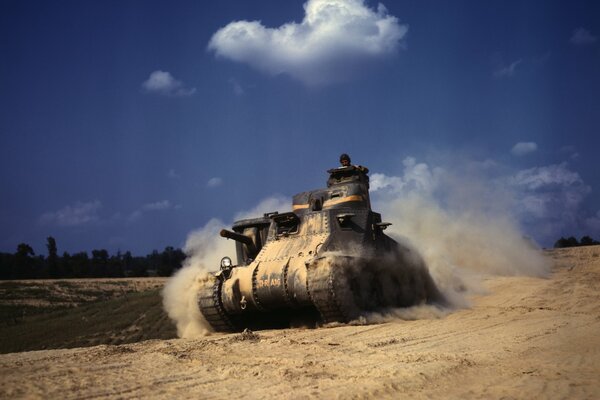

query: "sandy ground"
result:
(0, 246), (599, 399)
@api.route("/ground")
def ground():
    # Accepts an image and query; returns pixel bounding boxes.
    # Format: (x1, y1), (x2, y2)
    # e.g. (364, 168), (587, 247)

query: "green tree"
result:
(0, 252), (16, 279)
(71, 252), (90, 277)
(62, 251), (73, 277)
(567, 236), (579, 247)
(554, 237), (568, 248)
(158, 246), (184, 276)
(46, 236), (59, 278)
(91, 249), (109, 277)
(107, 252), (124, 277)
(15, 243), (35, 278)
(580, 236), (599, 246)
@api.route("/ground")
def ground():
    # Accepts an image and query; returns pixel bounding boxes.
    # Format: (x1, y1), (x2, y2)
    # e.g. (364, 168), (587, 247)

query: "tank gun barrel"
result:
(220, 229), (258, 257)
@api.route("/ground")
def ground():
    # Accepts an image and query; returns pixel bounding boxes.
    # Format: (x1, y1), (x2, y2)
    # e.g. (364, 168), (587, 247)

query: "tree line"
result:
(0, 237), (186, 280)
(553, 235), (600, 249)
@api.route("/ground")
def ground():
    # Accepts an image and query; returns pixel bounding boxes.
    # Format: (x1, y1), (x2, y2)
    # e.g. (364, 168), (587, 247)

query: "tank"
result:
(198, 165), (443, 332)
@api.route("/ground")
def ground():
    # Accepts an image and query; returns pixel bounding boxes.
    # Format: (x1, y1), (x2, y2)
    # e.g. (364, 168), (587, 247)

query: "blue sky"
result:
(1, 0), (599, 255)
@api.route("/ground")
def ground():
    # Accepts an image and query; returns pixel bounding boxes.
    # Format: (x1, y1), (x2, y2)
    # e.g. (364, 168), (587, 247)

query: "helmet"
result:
(340, 153), (351, 164)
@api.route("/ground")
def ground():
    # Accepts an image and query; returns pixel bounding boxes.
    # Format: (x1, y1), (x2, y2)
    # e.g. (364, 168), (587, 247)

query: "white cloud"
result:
(493, 59), (522, 79)
(368, 156), (597, 247)
(509, 163), (591, 241)
(129, 200), (173, 221)
(370, 157), (441, 195)
(510, 163), (584, 190)
(142, 70), (196, 97)
(511, 142), (538, 156)
(208, 0), (408, 86)
(141, 200), (172, 211)
(207, 177), (223, 188)
(570, 27), (597, 46)
(40, 200), (102, 227)
(370, 172), (404, 192)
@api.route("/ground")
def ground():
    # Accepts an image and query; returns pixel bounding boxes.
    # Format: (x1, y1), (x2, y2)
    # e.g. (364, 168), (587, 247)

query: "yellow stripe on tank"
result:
(293, 195), (364, 210)
(323, 195), (363, 208)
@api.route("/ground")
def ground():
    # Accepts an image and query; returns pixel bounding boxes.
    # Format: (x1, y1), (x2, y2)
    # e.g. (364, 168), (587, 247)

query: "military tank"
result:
(198, 164), (443, 332)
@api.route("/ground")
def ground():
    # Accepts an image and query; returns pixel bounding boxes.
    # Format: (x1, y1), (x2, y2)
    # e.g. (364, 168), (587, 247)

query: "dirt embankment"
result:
(0, 278), (166, 310)
(0, 278), (174, 354)
(1, 247), (599, 399)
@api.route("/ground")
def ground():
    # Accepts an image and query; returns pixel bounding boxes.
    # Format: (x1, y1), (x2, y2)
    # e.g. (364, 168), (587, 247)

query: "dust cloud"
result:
(164, 158), (552, 333)
(162, 265), (213, 338)
(365, 157), (552, 322)
(162, 218), (234, 338)
(162, 197), (289, 338)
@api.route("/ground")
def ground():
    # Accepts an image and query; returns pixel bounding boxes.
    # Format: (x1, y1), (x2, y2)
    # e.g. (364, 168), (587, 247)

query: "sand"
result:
(0, 246), (598, 399)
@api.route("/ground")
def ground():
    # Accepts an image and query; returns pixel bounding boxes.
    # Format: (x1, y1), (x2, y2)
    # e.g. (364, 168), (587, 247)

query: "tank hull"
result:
(199, 248), (442, 332)
(197, 166), (444, 332)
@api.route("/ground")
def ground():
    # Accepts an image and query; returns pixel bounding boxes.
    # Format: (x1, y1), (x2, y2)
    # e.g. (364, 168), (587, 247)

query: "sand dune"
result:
(1, 246), (599, 399)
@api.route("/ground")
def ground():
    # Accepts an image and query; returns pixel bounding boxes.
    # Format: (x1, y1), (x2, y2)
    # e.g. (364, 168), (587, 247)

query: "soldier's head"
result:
(340, 153), (351, 167)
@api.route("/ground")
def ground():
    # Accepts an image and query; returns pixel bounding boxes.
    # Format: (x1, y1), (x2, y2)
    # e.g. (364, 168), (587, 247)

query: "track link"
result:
(197, 275), (237, 332)
(307, 260), (350, 324)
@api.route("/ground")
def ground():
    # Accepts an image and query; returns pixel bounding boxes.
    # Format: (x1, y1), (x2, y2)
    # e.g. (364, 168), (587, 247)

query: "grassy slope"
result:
(0, 285), (177, 354)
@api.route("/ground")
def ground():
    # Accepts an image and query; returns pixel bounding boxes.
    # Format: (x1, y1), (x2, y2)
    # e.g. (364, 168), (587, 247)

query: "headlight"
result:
(220, 256), (232, 270)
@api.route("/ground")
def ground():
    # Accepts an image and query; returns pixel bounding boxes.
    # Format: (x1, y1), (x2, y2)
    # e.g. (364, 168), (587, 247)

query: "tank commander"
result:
(339, 153), (369, 174)
(340, 153), (351, 167)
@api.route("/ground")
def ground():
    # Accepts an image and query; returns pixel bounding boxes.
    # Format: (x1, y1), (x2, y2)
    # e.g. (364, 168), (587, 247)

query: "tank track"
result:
(309, 257), (420, 324)
(197, 275), (237, 332)
(307, 260), (356, 324)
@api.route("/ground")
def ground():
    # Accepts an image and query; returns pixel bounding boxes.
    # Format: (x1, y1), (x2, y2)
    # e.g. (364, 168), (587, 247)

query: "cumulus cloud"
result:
(370, 156), (595, 248)
(510, 163), (585, 190)
(511, 142), (538, 156)
(207, 177), (223, 188)
(40, 200), (102, 227)
(208, 0), (408, 86)
(493, 59), (522, 79)
(142, 70), (196, 97)
(570, 27), (597, 46)
(370, 157), (442, 195)
(129, 200), (174, 221)
(509, 163), (591, 241)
